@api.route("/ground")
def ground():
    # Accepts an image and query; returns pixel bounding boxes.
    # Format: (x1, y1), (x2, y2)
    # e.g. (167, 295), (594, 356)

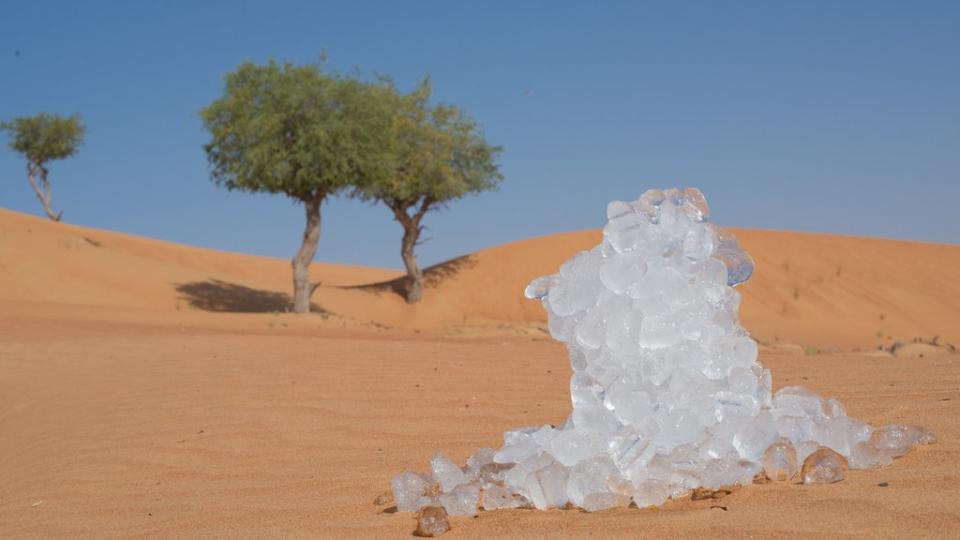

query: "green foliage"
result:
(1, 113), (85, 165)
(355, 77), (503, 212)
(200, 60), (393, 201)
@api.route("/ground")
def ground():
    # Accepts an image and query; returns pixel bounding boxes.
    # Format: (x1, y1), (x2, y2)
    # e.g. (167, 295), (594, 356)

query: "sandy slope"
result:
(2, 208), (959, 349)
(0, 305), (957, 539)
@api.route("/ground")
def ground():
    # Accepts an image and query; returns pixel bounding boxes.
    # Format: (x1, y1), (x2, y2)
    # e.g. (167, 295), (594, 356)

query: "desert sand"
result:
(1, 208), (959, 538)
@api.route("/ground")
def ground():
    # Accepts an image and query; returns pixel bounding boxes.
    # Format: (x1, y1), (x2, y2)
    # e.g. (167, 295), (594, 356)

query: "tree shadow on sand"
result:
(344, 255), (477, 297)
(174, 279), (325, 313)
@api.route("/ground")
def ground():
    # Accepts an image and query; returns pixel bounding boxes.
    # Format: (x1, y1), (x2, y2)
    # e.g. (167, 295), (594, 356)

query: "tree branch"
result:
(388, 200), (413, 227)
(412, 196), (435, 227)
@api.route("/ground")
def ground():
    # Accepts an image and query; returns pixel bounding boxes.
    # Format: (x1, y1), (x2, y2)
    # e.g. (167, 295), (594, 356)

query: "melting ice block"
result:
(415, 506), (450, 537)
(762, 439), (799, 481)
(801, 447), (848, 484)
(391, 188), (934, 514)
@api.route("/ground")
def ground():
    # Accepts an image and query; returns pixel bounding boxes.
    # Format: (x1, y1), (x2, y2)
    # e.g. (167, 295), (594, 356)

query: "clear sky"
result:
(2, 1), (957, 269)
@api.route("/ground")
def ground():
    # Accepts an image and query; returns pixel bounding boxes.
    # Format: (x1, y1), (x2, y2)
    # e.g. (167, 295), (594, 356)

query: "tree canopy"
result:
(1, 113), (85, 221)
(200, 60), (393, 202)
(1, 113), (85, 166)
(356, 77), (503, 213)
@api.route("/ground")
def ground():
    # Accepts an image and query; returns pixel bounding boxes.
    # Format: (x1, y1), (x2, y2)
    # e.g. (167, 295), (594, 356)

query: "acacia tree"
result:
(1, 113), (85, 222)
(201, 60), (391, 313)
(356, 79), (503, 303)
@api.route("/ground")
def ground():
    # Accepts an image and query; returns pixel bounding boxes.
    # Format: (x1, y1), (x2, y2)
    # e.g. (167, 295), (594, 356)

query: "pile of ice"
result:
(392, 188), (934, 516)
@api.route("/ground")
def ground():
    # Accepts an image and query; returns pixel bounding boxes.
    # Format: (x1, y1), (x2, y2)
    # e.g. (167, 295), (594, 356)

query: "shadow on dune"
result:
(174, 279), (324, 314)
(344, 255), (477, 297)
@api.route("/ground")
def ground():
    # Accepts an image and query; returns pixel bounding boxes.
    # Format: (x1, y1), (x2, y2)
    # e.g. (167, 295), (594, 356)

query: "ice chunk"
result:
(415, 505), (450, 537)
(633, 478), (670, 508)
(495, 428), (540, 464)
(872, 424), (936, 458)
(710, 225), (754, 286)
(700, 458), (759, 489)
(811, 416), (871, 457)
(795, 440), (820, 466)
(801, 447), (847, 484)
(681, 187), (710, 221)
(732, 411), (777, 461)
(682, 225), (717, 261)
(464, 447), (496, 479)
(773, 386), (827, 418)
(599, 253), (647, 294)
(566, 456), (619, 508)
(439, 483), (480, 516)
(607, 200), (634, 220)
(603, 379), (653, 425)
(582, 491), (630, 511)
(481, 484), (529, 510)
(524, 275), (552, 300)
(548, 428), (606, 467)
(849, 440), (893, 470)
(392, 471), (434, 512)
(523, 461), (570, 510)
(431, 452), (469, 492)
(656, 409), (706, 453)
(762, 439), (798, 481)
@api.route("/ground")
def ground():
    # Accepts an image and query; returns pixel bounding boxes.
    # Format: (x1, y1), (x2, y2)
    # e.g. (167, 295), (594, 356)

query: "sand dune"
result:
(2, 207), (959, 538)
(2, 208), (958, 349)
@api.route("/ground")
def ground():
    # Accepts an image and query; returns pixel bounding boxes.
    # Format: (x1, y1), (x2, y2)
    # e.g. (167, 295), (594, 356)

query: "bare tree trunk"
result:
(391, 197), (433, 304)
(291, 193), (324, 313)
(26, 162), (62, 222)
(400, 222), (423, 304)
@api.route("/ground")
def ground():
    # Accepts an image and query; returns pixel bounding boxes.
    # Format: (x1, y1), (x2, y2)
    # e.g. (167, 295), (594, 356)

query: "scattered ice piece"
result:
(849, 440), (893, 470)
(392, 471), (434, 512)
(415, 505), (450, 537)
(801, 447), (847, 484)
(431, 452), (469, 492)
(762, 439), (798, 481)
(811, 416), (870, 457)
(872, 424), (936, 458)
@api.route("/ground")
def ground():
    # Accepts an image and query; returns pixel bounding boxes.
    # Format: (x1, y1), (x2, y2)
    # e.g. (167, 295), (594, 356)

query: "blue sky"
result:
(2, 1), (957, 269)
